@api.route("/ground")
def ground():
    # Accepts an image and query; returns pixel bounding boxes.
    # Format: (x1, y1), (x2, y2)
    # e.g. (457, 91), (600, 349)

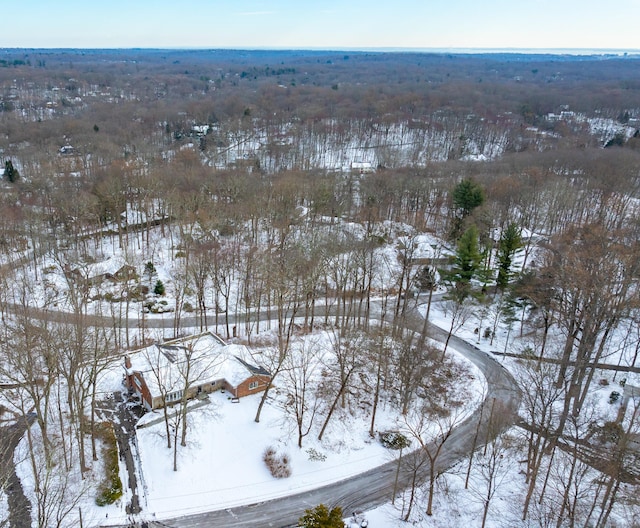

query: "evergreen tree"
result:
(450, 179), (485, 241)
(452, 179), (485, 218)
(4, 160), (19, 182)
(144, 261), (157, 287)
(442, 225), (482, 303)
(453, 225), (482, 285)
(496, 223), (522, 289)
(298, 504), (344, 528)
(154, 279), (165, 296)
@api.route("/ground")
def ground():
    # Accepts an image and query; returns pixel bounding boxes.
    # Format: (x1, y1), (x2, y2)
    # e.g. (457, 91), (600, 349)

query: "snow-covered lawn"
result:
(98, 325), (484, 526)
(138, 392), (390, 519)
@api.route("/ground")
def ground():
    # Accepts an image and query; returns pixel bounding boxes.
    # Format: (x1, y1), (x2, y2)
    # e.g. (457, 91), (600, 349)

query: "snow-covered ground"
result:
(88, 322), (483, 526)
(6, 287), (637, 528)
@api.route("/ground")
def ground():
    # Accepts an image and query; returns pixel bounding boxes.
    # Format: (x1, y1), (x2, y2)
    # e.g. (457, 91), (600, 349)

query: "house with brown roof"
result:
(124, 332), (270, 411)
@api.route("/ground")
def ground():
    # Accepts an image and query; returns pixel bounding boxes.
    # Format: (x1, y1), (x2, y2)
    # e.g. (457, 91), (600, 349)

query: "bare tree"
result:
(283, 337), (321, 448)
(317, 329), (366, 441)
(403, 403), (467, 516)
(466, 404), (514, 528)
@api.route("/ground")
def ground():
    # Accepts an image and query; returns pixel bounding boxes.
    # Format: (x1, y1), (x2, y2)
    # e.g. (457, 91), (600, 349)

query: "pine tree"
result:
(452, 179), (485, 218)
(154, 279), (165, 296)
(144, 261), (157, 287)
(453, 225), (482, 285)
(298, 504), (344, 528)
(496, 223), (522, 289)
(451, 179), (484, 238)
(4, 160), (19, 182)
(442, 225), (482, 303)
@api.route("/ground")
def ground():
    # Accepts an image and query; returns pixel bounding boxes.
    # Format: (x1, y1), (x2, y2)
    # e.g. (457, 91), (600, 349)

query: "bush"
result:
(263, 446), (291, 478)
(298, 504), (343, 528)
(379, 431), (411, 450)
(103, 292), (114, 302)
(609, 391), (621, 404)
(129, 284), (149, 301)
(306, 448), (326, 462)
(154, 279), (165, 296)
(95, 422), (123, 506)
(597, 421), (624, 444)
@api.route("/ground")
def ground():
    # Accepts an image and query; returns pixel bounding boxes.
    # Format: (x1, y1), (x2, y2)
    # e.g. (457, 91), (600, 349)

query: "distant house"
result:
(65, 256), (137, 287)
(351, 161), (374, 174)
(191, 124), (210, 136)
(124, 332), (271, 411)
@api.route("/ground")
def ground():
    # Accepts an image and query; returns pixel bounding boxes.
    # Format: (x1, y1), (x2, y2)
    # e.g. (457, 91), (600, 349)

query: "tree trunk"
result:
(318, 368), (354, 441)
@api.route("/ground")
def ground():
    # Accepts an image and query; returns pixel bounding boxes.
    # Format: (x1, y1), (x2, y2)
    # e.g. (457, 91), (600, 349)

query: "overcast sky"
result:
(3, 0), (638, 51)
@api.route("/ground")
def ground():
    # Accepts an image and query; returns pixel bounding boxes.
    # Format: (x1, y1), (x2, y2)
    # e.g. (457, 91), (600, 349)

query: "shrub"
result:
(609, 391), (621, 404)
(129, 284), (149, 301)
(95, 422), (123, 506)
(298, 504), (343, 528)
(379, 431), (411, 450)
(306, 448), (326, 462)
(597, 421), (624, 444)
(154, 279), (165, 296)
(103, 292), (116, 302)
(263, 446), (291, 478)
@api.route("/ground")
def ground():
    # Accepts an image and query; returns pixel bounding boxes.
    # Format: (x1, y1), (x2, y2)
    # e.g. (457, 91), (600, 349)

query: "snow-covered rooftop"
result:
(127, 332), (264, 397)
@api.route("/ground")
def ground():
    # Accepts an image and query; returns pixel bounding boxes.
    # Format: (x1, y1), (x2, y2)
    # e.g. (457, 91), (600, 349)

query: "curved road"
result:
(4, 298), (521, 528)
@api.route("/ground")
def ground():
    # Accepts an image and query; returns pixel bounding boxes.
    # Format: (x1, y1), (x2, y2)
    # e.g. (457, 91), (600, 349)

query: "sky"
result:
(3, 0), (639, 51)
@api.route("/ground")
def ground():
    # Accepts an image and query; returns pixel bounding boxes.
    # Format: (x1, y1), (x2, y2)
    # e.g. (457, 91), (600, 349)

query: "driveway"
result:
(96, 393), (145, 516)
(0, 414), (35, 528)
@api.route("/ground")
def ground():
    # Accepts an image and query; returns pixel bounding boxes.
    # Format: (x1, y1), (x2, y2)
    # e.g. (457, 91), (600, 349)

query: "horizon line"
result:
(1, 46), (640, 56)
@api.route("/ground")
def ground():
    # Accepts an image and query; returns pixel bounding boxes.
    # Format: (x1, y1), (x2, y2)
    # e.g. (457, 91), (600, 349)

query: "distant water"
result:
(6, 46), (638, 57)
(200, 46), (640, 57)
(288, 47), (640, 56)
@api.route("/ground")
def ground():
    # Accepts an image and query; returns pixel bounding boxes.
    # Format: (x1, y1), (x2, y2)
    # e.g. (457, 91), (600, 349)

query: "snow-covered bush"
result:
(306, 448), (326, 462)
(263, 446), (291, 478)
(378, 431), (410, 450)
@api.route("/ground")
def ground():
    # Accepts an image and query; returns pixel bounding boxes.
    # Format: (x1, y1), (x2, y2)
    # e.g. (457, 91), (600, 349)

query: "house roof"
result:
(72, 255), (132, 281)
(127, 332), (268, 398)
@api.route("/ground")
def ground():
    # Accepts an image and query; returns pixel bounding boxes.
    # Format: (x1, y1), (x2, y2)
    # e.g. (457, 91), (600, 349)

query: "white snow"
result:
(95, 323), (483, 526)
